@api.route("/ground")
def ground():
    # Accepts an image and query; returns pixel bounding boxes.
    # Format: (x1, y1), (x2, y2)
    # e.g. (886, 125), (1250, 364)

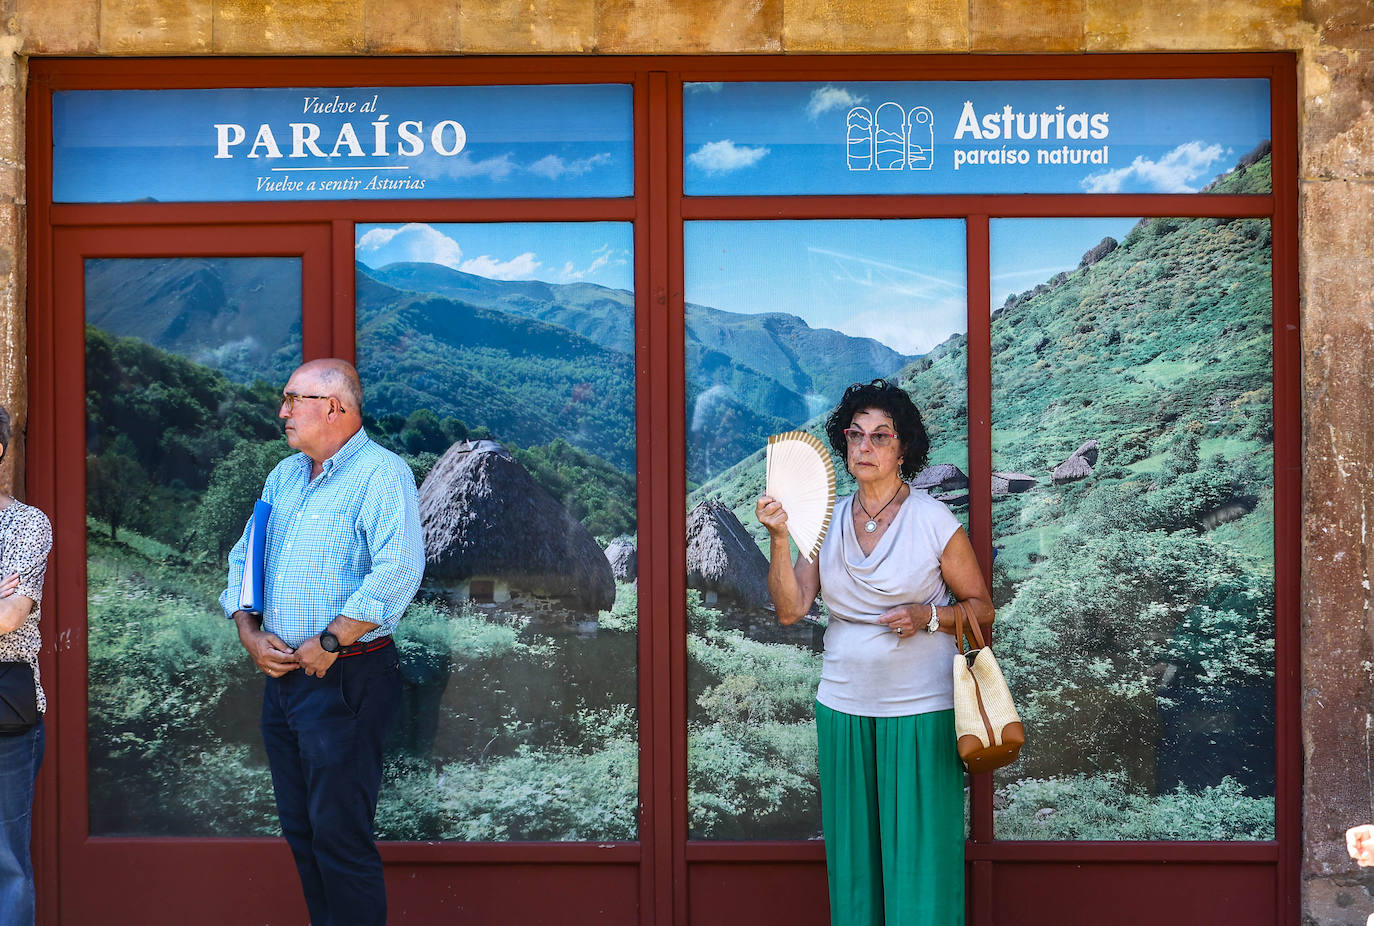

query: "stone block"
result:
(100, 0), (214, 53)
(366, 0), (461, 53)
(461, 0), (595, 53)
(970, 0), (1085, 52)
(13, 0), (100, 54)
(597, 0), (782, 53)
(1085, 0), (1303, 50)
(1304, 0), (1374, 50)
(0, 198), (21, 499)
(213, 0), (366, 54)
(1305, 876), (1374, 926)
(1300, 177), (1374, 906)
(0, 84), (20, 164)
(783, 0), (969, 52)
(1302, 52), (1374, 180)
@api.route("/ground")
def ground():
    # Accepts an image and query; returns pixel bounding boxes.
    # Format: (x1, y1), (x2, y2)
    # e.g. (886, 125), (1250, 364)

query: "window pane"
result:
(55, 85), (632, 202)
(989, 211), (1275, 838)
(85, 257), (302, 835)
(684, 219), (967, 839)
(684, 79), (1270, 196)
(356, 222), (638, 841)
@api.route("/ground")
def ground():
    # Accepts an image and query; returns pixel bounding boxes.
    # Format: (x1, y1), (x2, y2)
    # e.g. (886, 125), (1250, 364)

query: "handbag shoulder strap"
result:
(953, 598), (987, 654)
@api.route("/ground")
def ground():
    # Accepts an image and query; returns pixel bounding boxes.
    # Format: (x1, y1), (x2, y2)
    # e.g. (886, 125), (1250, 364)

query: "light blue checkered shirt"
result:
(220, 428), (425, 649)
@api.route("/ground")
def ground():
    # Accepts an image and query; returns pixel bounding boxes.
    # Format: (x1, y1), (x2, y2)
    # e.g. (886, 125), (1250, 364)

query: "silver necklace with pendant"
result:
(857, 484), (904, 533)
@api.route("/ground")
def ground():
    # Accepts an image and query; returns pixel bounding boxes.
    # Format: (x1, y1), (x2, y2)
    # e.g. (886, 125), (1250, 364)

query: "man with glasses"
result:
(221, 358), (425, 926)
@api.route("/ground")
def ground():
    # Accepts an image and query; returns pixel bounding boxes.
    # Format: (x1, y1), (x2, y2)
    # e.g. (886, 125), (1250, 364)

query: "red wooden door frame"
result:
(24, 52), (1299, 926)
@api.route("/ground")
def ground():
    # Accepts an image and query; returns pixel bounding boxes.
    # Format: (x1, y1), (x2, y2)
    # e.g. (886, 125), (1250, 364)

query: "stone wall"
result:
(2, 1), (1371, 923)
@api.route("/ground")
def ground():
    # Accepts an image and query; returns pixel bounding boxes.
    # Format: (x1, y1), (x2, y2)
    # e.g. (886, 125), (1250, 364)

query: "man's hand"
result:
(1348, 824), (1374, 866)
(0, 572), (19, 598)
(234, 611), (299, 678)
(296, 634), (338, 679)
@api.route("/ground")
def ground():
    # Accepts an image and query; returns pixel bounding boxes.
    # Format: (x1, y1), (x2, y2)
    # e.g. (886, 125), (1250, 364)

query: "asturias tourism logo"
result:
(846, 103), (934, 171)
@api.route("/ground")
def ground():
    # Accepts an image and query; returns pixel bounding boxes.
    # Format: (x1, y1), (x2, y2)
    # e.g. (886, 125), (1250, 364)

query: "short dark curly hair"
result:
(824, 379), (929, 481)
(0, 405), (9, 462)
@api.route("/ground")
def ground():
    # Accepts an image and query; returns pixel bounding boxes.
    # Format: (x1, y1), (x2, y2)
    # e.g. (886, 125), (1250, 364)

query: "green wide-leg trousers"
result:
(816, 702), (965, 926)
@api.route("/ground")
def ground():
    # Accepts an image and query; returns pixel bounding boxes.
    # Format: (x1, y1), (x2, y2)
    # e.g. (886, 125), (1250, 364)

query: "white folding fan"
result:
(765, 430), (837, 562)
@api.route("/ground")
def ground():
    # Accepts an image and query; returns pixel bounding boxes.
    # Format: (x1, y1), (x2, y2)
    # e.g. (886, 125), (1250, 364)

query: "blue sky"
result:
(356, 222), (634, 290)
(55, 85), (632, 202)
(991, 217), (1141, 306)
(684, 78), (1270, 196)
(686, 220), (966, 356)
(356, 217), (1148, 357)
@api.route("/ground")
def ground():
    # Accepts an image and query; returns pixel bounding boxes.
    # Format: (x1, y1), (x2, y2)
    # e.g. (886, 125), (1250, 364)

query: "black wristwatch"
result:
(319, 630), (341, 653)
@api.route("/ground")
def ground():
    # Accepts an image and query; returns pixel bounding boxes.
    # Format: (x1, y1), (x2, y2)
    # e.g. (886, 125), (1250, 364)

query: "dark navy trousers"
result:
(261, 644), (400, 926)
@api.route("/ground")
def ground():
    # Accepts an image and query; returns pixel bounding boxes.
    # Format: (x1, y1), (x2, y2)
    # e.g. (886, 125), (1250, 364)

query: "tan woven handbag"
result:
(951, 600), (1025, 773)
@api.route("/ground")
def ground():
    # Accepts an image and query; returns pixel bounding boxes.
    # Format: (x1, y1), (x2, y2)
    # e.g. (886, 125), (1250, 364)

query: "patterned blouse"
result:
(0, 499), (53, 713)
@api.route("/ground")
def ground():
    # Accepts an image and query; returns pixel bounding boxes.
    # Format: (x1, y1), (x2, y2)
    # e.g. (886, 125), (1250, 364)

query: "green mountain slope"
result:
(356, 271), (638, 472)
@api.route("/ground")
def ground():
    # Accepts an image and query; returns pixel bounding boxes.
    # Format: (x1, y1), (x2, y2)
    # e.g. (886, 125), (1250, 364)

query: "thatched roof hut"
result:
(686, 500), (771, 610)
(1052, 439), (1101, 485)
(605, 536), (637, 582)
(912, 463), (969, 494)
(991, 472), (1037, 494)
(418, 440), (614, 611)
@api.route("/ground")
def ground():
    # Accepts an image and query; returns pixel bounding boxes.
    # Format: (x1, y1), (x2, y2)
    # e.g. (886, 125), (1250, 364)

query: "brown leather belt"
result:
(336, 636), (392, 658)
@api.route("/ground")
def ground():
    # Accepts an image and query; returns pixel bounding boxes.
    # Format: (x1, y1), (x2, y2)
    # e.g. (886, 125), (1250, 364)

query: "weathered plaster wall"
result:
(0, 1), (1371, 923)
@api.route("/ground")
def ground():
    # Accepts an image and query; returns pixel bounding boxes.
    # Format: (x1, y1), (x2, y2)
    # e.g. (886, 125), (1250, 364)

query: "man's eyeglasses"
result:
(843, 428), (897, 449)
(281, 393), (337, 413)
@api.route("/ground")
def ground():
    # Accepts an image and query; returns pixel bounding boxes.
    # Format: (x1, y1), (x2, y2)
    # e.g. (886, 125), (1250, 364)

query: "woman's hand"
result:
(756, 494), (790, 539)
(0, 573), (18, 599)
(877, 604), (921, 637)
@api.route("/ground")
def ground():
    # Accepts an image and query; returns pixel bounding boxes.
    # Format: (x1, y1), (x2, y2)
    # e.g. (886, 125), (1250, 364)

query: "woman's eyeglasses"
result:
(843, 428), (897, 449)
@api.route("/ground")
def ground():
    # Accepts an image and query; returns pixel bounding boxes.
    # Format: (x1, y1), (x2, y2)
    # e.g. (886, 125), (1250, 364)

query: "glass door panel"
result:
(85, 256), (303, 835)
(354, 221), (638, 841)
(683, 218), (968, 839)
(988, 213), (1275, 840)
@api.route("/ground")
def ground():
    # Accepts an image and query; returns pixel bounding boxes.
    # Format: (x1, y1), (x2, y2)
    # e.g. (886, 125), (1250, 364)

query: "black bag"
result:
(0, 661), (38, 735)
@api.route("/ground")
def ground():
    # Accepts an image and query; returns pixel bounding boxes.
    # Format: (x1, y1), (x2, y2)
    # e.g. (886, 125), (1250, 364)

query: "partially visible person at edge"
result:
(1347, 824), (1374, 926)
(220, 359), (424, 926)
(0, 405), (53, 926)
(756, 379), (993, 926)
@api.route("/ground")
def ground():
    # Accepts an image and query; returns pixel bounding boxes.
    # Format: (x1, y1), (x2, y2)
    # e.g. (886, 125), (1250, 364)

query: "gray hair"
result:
(316, 360), (364, 414)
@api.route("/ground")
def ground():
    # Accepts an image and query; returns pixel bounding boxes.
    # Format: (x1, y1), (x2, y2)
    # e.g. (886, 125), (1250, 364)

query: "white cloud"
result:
(687, 140), (770, 174)
(684, 82), (723, 94)
(438, 152), (517, 181)
(528, 152), (613, 180)
(1080, 141), (1226, 194)
(807, 85), (865, 120)
(356, 222), (464, 269)
(844, 308), (960, 356)
(459, 252), (542, 280)
(552, 244), (621, 283)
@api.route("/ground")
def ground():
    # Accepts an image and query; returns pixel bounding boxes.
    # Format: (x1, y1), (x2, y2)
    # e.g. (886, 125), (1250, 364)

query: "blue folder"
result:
(238, 499), (271, 615)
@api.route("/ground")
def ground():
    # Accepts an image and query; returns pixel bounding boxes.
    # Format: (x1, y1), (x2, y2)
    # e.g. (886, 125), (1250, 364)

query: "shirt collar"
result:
(300, 427), (371, 480)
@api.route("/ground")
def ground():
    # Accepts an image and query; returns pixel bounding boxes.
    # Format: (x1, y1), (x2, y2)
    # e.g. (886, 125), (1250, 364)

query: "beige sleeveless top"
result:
(816, 490), (961, 718)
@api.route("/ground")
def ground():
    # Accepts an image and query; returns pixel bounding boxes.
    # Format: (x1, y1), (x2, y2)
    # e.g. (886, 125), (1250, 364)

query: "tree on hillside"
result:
(87, 435), (150, 541)
(189, 439), (292, 561)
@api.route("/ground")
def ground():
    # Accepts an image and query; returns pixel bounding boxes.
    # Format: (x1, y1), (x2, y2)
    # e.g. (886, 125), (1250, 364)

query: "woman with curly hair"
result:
(0, 404), (53, 926)
(757, 379), (992, 926)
